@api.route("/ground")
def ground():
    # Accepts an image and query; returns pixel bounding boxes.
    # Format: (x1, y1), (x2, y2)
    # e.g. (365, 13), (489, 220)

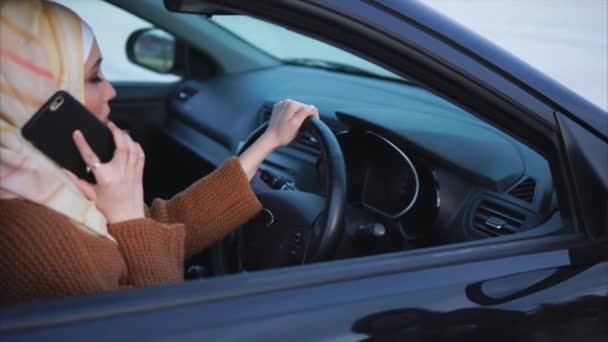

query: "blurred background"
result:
(424, 0), (607, 111)
(55, 0), (607, 111)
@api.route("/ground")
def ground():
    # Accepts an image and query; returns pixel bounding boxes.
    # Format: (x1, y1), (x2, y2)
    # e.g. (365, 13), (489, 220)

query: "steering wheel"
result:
(224, 118), (347, 272)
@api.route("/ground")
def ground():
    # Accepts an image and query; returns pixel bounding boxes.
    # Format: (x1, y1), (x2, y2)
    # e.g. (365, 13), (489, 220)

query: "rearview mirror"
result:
(126, 28), (176, 73)
(164, 0), (235, 15)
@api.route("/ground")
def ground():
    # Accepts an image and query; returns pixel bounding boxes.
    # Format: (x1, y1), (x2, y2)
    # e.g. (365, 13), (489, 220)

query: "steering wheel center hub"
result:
(233, 118), (347, 272)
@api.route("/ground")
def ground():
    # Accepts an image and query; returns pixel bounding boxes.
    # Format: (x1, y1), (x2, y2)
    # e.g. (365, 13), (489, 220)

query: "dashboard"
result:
(163, 64), (560, 256)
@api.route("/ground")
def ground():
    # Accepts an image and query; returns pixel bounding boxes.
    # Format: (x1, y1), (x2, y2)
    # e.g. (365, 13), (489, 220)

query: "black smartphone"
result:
(21, 90), (115, 183)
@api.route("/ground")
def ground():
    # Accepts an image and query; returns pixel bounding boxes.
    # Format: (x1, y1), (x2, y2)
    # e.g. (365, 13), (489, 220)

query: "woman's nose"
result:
(105, 80), (117, 102)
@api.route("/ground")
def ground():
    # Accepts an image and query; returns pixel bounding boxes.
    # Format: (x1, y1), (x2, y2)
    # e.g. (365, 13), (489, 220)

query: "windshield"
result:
(211, 15), (402, 81)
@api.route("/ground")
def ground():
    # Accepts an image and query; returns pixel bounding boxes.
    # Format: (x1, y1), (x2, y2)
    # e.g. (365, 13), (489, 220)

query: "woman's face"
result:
(83, 40), (116, 123)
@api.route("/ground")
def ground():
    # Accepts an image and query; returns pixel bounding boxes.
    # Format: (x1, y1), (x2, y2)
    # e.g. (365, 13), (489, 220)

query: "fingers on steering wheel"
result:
(273, 99), (285, 110)
(285, 100), (302, 117)
(293, 104), (317, 127)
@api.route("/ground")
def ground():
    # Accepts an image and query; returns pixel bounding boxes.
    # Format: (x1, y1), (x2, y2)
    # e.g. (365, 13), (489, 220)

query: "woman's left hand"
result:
(263, 99), (319, 149)
(238, 99), (319, 181)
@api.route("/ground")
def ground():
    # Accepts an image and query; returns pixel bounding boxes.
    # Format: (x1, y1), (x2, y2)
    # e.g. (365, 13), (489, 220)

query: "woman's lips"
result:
(102, 106), (111, 124)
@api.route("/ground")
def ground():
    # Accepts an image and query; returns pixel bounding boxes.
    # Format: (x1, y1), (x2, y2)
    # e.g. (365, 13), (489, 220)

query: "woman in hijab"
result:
(0, 0), (318, 305)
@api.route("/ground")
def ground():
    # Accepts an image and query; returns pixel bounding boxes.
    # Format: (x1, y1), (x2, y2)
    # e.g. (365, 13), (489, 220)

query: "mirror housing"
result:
(126, 28), (176, 73)
(164, 0), (235, 15)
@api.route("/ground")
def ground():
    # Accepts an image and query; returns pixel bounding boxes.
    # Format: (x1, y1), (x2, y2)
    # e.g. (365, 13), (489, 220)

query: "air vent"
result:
(295, 133), (319, 150)
(472, 200), (526, 237)
(509, 177), (536, 202)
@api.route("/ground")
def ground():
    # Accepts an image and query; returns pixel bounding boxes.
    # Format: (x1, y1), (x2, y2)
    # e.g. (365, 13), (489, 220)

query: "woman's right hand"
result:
(66, 121), (146, 224)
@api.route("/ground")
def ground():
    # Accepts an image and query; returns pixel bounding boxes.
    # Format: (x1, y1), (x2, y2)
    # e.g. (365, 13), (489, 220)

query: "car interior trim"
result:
(361, 130), (420, 219)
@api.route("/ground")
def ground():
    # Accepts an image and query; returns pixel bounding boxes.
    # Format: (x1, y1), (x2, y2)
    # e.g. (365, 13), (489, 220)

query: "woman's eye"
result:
(89, 75), (103, 83)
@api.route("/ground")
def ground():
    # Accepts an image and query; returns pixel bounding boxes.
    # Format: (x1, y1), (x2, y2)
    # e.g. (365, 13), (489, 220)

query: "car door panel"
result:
(1, 242), (605, 341)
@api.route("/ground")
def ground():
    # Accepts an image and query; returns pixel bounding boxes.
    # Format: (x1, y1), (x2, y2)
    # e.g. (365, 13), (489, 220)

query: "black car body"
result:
(1, 0), (607, 340)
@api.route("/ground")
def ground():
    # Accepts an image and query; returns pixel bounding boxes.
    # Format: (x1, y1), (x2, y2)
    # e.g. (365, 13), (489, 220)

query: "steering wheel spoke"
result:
(227, 118), (347, 272)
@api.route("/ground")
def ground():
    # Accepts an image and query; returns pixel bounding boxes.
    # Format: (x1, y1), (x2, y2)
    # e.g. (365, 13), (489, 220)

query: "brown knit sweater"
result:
(0, 157), (262, 306)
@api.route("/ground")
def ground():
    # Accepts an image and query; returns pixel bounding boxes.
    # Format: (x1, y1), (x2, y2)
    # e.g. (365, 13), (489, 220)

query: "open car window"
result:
(4, 1), (605, 324)
(10, 0), (566, 281)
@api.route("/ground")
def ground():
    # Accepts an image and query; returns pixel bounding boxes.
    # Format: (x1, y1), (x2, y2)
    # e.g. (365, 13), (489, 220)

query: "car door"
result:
(1, 240), (605, 340)
(1, 0), (606, 341)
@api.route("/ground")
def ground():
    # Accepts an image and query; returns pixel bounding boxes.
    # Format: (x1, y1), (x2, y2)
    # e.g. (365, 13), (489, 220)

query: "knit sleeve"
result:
(147, 157), (262, 258)
(0, 200), (123, 306)
(107, 219), (185, 287)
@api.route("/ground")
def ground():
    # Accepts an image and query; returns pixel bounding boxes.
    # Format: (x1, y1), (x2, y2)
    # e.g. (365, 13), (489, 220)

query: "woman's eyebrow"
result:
(86, 57), (103, 77)
(93, 57), (103, 69)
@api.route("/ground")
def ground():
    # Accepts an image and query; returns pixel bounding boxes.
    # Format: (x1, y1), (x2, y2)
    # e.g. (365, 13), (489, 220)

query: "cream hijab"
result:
(0, 0), (115, 242)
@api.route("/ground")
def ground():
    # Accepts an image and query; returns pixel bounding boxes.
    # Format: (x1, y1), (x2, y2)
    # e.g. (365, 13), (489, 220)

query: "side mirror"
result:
(126, 28), (176, 73)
